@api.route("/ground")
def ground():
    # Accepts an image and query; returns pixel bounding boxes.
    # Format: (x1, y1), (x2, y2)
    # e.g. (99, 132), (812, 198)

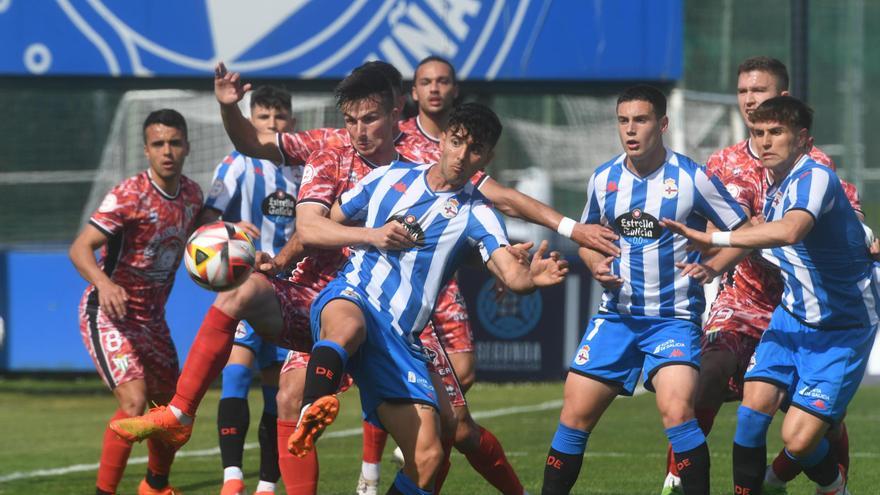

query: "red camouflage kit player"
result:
(661, 56), (864, 495)
(70, 109), (203, 495)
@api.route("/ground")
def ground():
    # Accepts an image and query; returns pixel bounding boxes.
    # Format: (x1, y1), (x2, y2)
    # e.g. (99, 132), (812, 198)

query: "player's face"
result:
(616, 100), (667, 161)
(750, 120), (809, 172)
(438, 127), (493, 185)
(412, 61), (458, 116)
(737, 70), (786, 124)
(250, 105), (295, 134)
(342, 97), (399, 158)
(143, 124), (189, 181)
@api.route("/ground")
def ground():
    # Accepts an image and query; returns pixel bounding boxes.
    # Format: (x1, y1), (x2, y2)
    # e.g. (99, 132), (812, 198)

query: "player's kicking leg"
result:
(110, 272), (291, 448)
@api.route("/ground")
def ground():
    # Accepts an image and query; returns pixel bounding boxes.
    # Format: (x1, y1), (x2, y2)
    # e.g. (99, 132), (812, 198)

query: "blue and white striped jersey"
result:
(761, 155), (880, 329)
(205, 151), (302, 256)
(338, 161), (509, 338)
(581, 149), (747, 323)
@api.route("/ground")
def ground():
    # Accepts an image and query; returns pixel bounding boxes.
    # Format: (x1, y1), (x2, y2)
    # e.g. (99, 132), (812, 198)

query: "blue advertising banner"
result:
(0, 0), (682, 81)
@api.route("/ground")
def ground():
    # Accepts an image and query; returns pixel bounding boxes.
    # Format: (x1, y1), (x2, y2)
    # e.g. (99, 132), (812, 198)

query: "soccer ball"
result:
(184, 221), (256, 291)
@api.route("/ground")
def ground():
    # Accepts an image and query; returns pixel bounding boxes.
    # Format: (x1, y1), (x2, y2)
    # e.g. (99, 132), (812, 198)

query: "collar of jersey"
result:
(618, 147), (673, 181)
(356, 151), (400, 169)
(416, 115), (441, 143)
(422, 165), (465, 196)
(146, 168), (181, 199)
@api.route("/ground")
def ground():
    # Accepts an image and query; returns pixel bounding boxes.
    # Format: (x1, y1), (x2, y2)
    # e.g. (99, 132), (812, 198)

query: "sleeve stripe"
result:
(89, 219), (114, 237)
(298, 198), (331, 209)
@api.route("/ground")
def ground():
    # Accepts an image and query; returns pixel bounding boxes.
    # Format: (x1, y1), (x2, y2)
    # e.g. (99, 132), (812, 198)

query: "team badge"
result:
(574, 344), (591, 365)
(725, 184), (740, 198)
(234, 322), (247, 339)
(340, 287), (360, 301)
(662, 178), (678, 199)
(442, 198), (460, 218)
(112, 353), (130, 374)
(98, 193), (117, 213)
(209, 178), (226, 198)
(301, 164), (315, 185)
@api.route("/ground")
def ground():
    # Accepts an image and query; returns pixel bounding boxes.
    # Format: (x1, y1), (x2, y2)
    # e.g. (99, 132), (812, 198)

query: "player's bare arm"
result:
(196, 206), (261, 239)
(214, 62), (281, 161)
(69, 224), (129, 319)
(296, 202), (415, 251)
(662, 209), (810, 251)
(487, 240), (568, 294)
(578, 246), (623, 290)
(479, 177), (620, 256)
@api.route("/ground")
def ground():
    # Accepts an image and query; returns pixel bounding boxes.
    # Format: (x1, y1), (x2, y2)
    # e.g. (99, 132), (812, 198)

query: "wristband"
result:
(557, 217), (577, 238)
(711, 231), (732, 247)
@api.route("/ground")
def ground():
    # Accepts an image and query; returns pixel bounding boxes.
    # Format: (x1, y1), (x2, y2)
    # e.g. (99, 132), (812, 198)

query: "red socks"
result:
(463, 426), (524, 495)
(170, 306), (238, 416)
(277, 419), (319, 495)
(96, 409), (134, 493)
(362, 421), (388, 464)
(667, 408), (718, 477)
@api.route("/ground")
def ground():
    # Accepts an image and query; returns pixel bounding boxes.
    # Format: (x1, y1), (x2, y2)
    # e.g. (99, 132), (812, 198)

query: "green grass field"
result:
(1, 378), (878, 494)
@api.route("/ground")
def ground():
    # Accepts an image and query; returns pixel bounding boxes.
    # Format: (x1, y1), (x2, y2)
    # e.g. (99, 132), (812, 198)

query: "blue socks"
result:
(665, 418), (706, 453)
(734, 405), (773, 448)
(550, 423), (590, 455)
(220, 363), (252, 399)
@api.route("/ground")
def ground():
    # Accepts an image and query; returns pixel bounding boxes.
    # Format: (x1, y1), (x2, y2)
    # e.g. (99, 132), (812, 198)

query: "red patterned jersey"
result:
(706, 141), (862, 338)
(291, 147), (387, 290)
(87, 171), (203, 320)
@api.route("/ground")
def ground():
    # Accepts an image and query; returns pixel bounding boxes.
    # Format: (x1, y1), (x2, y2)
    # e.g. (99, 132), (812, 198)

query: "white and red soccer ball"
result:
(184, 221), (255, 291)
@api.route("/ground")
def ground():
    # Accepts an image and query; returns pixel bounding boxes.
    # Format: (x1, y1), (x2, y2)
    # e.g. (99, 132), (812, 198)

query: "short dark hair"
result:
(446, 103), (502, 149)
(142, 109), (187, 143)
(617, 85), (667, 117)
(748, 95), (813, 131)
(250, 85), (292, 112)
(415, 55), (457, 83)
(737, 56), (789, 91)
(353, 60), (403, 99)
(335, 65), (396, 113)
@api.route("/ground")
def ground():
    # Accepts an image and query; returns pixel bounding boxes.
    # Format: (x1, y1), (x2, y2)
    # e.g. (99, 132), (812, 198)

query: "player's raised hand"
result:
(214, 62), (252, 106)
(370, 221), (417, 250)
(660, 218), (713, 252)
(571, 223), (620, 257)
(506, 241), (534, 266)
(254, 251), (282, 276)
(96, 280), (129, 320)
(529, 240), (569, 287)
(675, 261), (719, 285)
(589, 255), (623, 290)
(235, 220), (261, 240)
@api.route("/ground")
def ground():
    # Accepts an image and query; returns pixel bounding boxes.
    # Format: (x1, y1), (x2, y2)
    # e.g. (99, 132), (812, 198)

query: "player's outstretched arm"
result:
(214, 62), (281, 161)
(69, 224), (129, 319)
(661, 210), (812, 250)
(479, 178), (620, 256)
(487, 240), (568, 294)
(296, 202), (416, 251)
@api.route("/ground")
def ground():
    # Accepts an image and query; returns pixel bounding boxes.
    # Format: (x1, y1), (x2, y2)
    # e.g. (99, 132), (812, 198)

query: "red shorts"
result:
(279, 350), (354, 393)
(421, 324), (467, 407)
(701, 327), (761, 401)
(78, 288), (178, 396)
(432, 277), (473, 354)
(268, 276), (320, 353)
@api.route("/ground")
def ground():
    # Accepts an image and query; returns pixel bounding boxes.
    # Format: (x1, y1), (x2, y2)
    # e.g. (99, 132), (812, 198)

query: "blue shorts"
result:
(745, 307), (876, 422)
(310, 280), (438, 426)
(233, 321), (287, 370)
(569, 313), (701, 395)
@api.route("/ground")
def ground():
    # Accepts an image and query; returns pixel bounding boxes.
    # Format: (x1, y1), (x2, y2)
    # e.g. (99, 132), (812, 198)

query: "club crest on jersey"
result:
(574, 344), (590, 365)
(98, 193), (118, 213)
(112, 353), (130, 374)
(662, 178), (678, 199)
(301, 165), (315, 185)
(615, 208), (661, 244)
(209, 179), (226, 199)
(725, 184), (740, 199)
(340, 287), (360, 301)
(442, 198), (460, 218)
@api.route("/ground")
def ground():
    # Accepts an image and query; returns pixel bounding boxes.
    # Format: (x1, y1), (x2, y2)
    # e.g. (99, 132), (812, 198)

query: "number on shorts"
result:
(103, 330), (123, 352)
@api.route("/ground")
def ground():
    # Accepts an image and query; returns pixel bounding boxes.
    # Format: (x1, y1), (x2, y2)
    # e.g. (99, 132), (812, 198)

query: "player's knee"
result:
(214, 275), (267, 318)
(119, 396), (148, 416)
(275, 379), (303, 420)
(659, 404), (694, 429)
(781, 428), (821, 457)
(453, 416), (480, 452)
(457, 370), (476, 393)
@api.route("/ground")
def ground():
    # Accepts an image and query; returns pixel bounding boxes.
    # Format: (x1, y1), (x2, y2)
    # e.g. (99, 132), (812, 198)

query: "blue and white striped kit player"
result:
(748, 154), (880, 420)
(309, 161), (509, 424)
(205, 150), (303, 367)
(572, 148), (747, 394)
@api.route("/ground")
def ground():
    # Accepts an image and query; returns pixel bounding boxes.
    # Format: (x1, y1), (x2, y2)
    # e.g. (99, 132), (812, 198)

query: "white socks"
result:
(223, 466), (243, 482)
(361, 461), (381, 482)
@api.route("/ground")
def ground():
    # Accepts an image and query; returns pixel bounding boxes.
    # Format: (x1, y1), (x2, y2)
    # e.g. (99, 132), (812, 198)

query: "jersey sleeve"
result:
(278, 128), (348, 165)
(579, 173), (602, 224)
(840, 179), (863, 214)
(89, 181), (138, 236)
(784, 167), (834, 221)
(297, 149), (342, 209)
(693, 168), (748, 231)
(203, 152), (244, 213)
(338, 166), (388, 222)
(471, 170), (490, 189)
(466, 199), (509, 262)
(722, 172), (758, 216)
(705, 151), (724, 179)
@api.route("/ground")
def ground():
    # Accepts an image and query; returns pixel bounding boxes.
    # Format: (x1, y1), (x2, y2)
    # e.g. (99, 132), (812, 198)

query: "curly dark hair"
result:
(749, 95), (813, 131)
(334, 65), (395, 113)
(446, 103), (502, 148)
(142, 108), (187, 143)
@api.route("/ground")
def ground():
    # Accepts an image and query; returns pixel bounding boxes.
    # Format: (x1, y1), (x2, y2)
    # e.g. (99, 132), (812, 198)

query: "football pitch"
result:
(1, 379), (879, 494)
